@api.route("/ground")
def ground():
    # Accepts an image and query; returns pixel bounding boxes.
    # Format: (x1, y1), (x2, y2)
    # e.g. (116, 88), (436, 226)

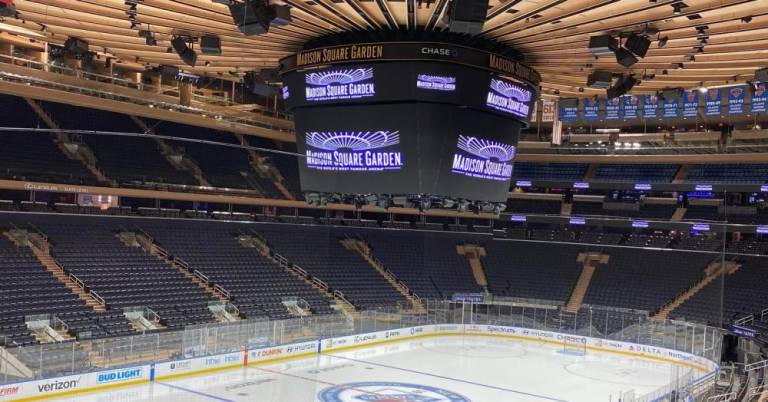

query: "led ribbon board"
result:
(305, 68), (376, 102)
(304, 130), (403, 172)
(486, 78), (532, 118)
(416, 74), (456, 91)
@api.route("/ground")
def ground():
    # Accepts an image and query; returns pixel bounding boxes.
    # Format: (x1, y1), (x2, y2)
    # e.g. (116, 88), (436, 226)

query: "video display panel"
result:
(282, 62), (536, 124)
(304, 67), (376, 102)
(294, 103), (521, 202)
(485, 77), (533, 119)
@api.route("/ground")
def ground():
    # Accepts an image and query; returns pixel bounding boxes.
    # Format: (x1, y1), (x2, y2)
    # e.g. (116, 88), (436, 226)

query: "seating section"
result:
(39, 102), (197, 185)
(686, 164), (768, 184)
(673, 257), (768, 324)
(2, 211), (768, 346)
(0, 228), (134, 343)
(139, 220), (334, 319)
(572, 203), (677, 220)
(160, 122), (279, 196)
(0, 97), (96, 185)
(583, 249), (714, 312)
(0, 236), (89, 346)
(365, 231), (483, 299)
(483, 241), (582, 302)
(25, 215), (219, 330)
(255, 225), (406, 310)
(593, 164), (679, 183)
(512, 163), (588, 181)
(683, 206), (722, 222)
(507, 198), (562, 215)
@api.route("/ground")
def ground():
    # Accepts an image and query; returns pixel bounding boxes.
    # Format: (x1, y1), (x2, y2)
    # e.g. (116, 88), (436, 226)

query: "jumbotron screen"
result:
(294, 103), (521, 202)
(282, 62), (535, 122)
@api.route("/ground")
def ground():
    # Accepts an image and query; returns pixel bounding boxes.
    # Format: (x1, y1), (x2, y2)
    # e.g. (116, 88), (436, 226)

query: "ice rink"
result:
(47, 335), (698, 402)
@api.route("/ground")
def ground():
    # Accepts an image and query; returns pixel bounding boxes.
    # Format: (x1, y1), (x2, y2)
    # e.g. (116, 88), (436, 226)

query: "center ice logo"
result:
(318, 382), (471, 402)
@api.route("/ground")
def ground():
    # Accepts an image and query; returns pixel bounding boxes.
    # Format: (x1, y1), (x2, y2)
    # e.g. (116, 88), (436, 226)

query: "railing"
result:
(90, 290), (106, 307)
(746, 359), (768, 372)
(193, 269), (209, 284)
(0, 300), (722, 401)
(68, 273), (85, 290)
(213, 284), (230, 299)
(174, 257), (191, 271)
(0, 54), (293, 130)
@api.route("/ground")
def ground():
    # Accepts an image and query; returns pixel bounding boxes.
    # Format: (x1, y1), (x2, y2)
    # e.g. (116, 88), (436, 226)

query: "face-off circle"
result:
(317, 381), (472, 402)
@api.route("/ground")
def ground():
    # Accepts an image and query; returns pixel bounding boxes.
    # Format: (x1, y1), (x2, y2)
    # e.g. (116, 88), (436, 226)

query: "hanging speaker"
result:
(171, 37), (197, 66)
(624, 33), (651, 58)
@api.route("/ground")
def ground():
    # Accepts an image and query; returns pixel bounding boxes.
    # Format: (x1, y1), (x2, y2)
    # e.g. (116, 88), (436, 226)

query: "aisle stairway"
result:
(342, 238), (426, 313)
(25, 98), (107, 183)
(125, 230), (238, 323)
(238, 233), (356, 318)
(130, 116), (211, 187)
(652, 260), (741, 320)
(4, 229), (106, 312)
(565, 253), (610, 313)
(456, 244), (488, 290)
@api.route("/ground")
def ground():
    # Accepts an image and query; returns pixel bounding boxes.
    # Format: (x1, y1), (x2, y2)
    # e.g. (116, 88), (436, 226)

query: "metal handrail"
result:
(746, 359), (768, 372)
(90, 290), (106, 306)
(193, 270), (209, 284)
(214, 284), (231, 299)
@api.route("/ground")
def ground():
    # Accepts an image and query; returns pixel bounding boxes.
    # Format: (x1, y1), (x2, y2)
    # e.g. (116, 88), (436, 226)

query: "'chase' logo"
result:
(420, 47), (459, 57)
(97, 368), (142, 384)
(318, 382), (470, 402)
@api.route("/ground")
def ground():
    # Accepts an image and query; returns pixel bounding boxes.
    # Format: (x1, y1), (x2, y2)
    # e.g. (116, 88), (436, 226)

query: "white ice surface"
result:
(47, 335), (696, 402)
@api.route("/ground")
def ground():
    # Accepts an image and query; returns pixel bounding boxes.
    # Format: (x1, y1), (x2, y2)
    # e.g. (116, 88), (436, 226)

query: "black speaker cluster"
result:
(606, 75), (638, 99)
(170, 37), (197, 67)
(0, 0), (15, 17)
(228, 0), (291, 36)
(588, 32), (651, 68)
(444, 0), (490, 35)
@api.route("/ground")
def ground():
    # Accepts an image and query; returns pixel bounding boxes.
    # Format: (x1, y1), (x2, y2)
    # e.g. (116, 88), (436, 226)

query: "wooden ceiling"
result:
(3, 0), (767, 98)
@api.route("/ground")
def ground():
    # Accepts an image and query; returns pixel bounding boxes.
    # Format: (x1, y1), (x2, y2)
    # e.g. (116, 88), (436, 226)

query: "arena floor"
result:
(47, 336), (696, 402)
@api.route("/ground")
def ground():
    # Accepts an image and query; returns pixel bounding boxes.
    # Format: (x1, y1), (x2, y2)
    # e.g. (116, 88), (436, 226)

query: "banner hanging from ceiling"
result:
(727, 86), (746, 115)
(623, 95), (640, 120)
(559, 102), (579, 122)
(541, 99), (557, 122)
(663, 95), (679, 118)
(643, 95), (659, 119)
(751, 83), (767, 113)
(704, 88), (722, 117)
(606, 97), (621, 120)
(583, 98), (600, 121)
(682, 90), (699, 118)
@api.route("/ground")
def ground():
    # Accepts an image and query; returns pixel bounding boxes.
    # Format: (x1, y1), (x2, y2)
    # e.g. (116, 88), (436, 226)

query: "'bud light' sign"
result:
(304, 130), (403, 172)
(305, 68), (376, 102)
(451, 135), (516, 181)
